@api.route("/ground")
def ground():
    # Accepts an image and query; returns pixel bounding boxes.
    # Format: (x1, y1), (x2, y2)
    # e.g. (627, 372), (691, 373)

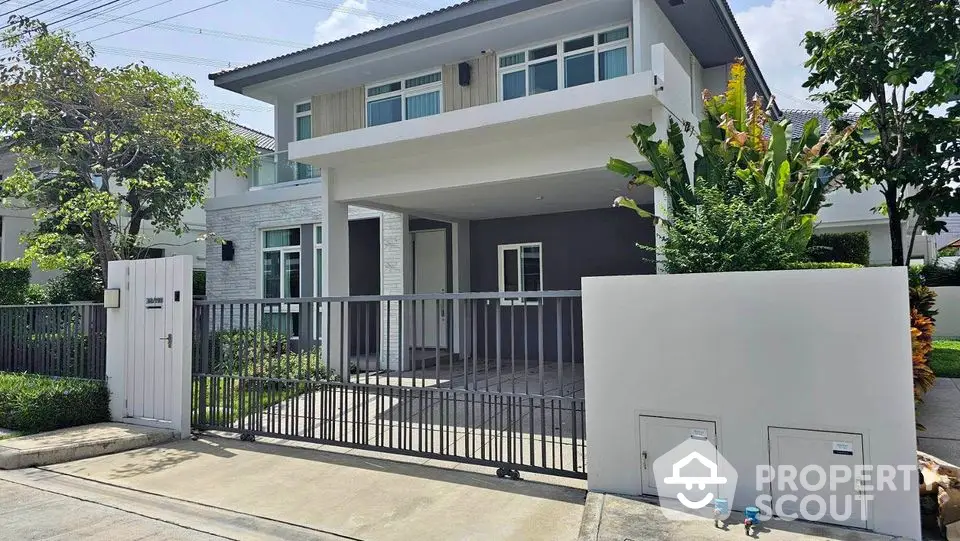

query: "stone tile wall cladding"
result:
(205, 197), (403, 301)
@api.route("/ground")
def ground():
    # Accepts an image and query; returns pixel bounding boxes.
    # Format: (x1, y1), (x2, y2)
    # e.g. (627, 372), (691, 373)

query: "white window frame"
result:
(293, 101), (316, 181)
(497, 23), (633, 102)
(364, 68), (443, 127)
(497, 242), (544, 306)
(260, 226), (303, 336)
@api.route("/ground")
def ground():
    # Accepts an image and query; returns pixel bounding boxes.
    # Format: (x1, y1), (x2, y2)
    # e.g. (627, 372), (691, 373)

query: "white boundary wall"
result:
(934, 287), (960, 339)
(582, 268), (919, 539)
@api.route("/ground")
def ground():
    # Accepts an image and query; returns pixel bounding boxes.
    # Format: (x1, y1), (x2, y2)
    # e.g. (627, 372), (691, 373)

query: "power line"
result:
(78, 12), (308, 47)
(67, 0), (172, 33)
(53, 0), (141, 29)
(0, 0), (46, 19)
(88, 0), (230, 42)
(34, 0), (127, 29)
(96, 44), (235, 68)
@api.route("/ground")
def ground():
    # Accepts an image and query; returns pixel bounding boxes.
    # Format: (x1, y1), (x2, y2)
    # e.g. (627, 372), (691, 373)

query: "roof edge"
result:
(710, 0), (779, 117)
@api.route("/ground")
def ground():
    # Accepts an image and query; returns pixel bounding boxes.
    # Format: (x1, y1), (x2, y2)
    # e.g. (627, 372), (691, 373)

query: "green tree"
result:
(803, 0), (960, 266)
(0, 18), (256, 281)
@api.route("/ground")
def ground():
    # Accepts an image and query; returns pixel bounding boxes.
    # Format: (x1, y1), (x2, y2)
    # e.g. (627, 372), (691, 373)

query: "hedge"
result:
(0, 262), (30, 305)
(0, 372), (109, 433)
(920, 261), (960, 287)
(808, 232), (871, 266)
(786, 262), (864, 270)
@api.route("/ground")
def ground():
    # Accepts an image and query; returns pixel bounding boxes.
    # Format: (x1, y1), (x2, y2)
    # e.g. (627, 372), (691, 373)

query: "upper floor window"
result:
(294, 102), (315, 180)
(366, 70), (442, 127)
(498, 26), (631, 101)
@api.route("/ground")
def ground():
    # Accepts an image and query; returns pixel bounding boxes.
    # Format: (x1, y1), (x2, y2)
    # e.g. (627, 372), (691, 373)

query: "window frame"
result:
(364, 68), (443, 127)
(293, 101), (316, 180)
(497, 242), (544, 306)
(497, 23), (633, 102)
(260, 226), (305, 337)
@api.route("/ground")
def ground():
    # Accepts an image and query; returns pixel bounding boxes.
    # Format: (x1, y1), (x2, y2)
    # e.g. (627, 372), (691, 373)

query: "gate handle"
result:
(160, 334), (172, 348)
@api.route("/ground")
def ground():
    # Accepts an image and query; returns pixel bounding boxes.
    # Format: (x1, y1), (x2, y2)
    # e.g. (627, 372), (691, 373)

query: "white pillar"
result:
(105, 260), (127, 424)
(451, 220), (471, 356)
(380, 211), (410, 371)
(321, 170), (350, 376)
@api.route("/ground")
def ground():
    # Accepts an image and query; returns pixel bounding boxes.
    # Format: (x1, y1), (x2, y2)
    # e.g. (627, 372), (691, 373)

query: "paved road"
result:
(0, 478), (226, 540)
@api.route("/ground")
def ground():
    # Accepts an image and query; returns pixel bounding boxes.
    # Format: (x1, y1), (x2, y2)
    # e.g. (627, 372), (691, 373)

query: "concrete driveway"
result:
(34, 436), (587, 541)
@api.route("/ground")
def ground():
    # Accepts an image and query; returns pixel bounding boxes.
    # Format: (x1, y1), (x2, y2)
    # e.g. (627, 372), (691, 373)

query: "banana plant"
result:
(608, 57), (851, 252)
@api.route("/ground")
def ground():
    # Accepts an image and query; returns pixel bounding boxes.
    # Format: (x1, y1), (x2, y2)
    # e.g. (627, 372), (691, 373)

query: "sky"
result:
(0, 0), (836, 136)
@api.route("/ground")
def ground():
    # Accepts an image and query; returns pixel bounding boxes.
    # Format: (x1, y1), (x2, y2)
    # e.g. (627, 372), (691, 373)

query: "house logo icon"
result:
(652, 438), (738, 521)
(663, 451), (729, 509)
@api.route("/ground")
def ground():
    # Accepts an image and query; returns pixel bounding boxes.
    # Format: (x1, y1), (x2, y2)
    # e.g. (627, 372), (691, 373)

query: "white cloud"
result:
(735, 0), (834, 109)
(314, 0), (384, 45)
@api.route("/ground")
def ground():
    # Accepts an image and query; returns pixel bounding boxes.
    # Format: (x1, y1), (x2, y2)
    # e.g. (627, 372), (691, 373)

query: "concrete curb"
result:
(577, 492), (604, 541)
(0, 423), (175, 470)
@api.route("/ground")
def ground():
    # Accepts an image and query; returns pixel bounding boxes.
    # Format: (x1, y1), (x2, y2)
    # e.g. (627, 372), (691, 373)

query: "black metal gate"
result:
(191, 292), (586, 479)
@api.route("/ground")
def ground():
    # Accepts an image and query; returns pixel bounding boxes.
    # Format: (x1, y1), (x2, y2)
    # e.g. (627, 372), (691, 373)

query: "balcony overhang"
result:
(289, 71), (656, 169)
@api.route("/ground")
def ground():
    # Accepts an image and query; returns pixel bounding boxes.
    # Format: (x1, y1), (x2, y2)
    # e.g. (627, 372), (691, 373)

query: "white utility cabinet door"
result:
(768, 427), (867, 529)
(639, 416), (718, 496)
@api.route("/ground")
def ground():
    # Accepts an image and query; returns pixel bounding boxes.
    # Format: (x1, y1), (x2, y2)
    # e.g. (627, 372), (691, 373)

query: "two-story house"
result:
(206, 0), (775, 367)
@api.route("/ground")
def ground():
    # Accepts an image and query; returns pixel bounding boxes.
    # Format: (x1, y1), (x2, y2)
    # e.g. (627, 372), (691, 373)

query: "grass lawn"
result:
(192, 376), (319, 427)
(930, 340), (960, 378)
(0, 431), (21, 441)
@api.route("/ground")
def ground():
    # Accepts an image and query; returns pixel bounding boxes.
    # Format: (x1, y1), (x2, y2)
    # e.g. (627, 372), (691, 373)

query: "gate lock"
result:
(160, 334), (173, 349)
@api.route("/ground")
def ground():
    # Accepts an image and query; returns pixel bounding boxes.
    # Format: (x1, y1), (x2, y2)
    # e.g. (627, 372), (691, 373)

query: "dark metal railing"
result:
(191, 291), (586, 478)
(0, 303), (107, 380)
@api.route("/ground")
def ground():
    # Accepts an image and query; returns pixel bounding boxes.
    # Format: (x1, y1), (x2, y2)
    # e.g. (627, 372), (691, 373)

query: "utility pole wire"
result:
(0, 0), (46, 19)
(88, 0), (230, 42)
(67, 0), (172, 33)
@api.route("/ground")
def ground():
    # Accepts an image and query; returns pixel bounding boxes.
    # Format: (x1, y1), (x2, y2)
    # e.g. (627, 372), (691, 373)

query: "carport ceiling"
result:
(364, 169), (654, 221)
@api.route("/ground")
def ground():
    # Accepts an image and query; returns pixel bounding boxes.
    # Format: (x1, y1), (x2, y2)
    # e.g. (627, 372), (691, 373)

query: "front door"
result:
(413, 229), (447, 349)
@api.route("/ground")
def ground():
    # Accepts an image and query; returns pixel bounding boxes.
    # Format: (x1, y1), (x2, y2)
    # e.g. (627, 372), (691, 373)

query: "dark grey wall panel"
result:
(469, 207), (654, 362)
(349, 217), (380, 356)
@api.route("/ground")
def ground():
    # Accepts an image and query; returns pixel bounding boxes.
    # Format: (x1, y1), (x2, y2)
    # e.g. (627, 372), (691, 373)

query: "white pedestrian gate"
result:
(105, 255), (193, 437)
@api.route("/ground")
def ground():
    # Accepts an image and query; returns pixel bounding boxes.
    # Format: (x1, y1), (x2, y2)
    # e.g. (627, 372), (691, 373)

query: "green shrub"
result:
(0, 262), (30, 305)
(786, 262), (864, 270)
(45, 266), (103, 304)
(211, 329), (289, 373)
(656, 185), (806, 274)
(807, 231), (871, 266)
(0, 373), (109, 433)
(920, 260), (960, 287)
(24, 283), (48, 305)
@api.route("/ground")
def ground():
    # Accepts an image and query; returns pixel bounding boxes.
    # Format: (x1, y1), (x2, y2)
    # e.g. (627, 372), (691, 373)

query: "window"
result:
(366, 70), (442, 127)
(498, 243), (543, 305)
(262, 227), (301, 336)
(294, 102), (315, 180)
(498, 26), (631, 101)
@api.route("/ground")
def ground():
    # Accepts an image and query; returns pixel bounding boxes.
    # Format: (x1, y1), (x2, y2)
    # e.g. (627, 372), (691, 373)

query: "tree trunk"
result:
(887, 190), (905, 266)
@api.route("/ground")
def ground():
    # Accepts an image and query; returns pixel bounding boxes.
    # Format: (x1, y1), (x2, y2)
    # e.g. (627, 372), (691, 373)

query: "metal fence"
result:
(191, 291), (586, 479)
(0, 303), (107, 380)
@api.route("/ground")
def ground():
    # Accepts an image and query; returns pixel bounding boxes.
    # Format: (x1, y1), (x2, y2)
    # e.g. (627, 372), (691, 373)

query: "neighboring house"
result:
(780, 109), (934, 265)
(205, 0), (772, 355)
(0, 121), (273, 280)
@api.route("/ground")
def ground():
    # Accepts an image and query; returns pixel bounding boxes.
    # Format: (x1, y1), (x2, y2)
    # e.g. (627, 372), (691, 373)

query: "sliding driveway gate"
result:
(191, 292), (586, 479)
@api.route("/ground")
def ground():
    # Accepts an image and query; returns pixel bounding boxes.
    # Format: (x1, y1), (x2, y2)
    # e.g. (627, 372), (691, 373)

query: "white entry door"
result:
(639, 416), (718, 496)
(768, 427), (867, 529)
(120, 256), (192, 429)
(413, 229), (447, 349)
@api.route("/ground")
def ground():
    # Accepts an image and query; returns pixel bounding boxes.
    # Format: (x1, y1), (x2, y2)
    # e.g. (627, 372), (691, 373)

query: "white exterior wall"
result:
(582, 268), (919, 539)
(934, 287), (960, 339)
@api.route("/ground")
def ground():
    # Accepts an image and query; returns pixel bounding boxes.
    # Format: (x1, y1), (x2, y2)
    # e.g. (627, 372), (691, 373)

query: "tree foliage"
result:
(608, 59), (847, 269)
(803, 0), (960, 266)
(0, 18), (256, 280)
